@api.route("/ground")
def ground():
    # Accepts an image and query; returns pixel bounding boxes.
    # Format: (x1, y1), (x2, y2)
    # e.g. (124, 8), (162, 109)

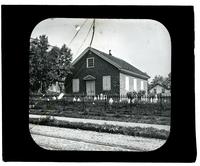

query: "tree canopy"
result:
(29, 35), (73, 93)
(148, 73), (171, 90)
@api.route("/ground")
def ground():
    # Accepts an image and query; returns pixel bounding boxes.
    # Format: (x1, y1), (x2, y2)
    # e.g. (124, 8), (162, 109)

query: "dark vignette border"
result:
(2, 5), (196, 162)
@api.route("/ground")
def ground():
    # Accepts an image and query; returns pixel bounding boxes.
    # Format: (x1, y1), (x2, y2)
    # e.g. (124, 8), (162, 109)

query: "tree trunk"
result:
(41, 81), (46, 94)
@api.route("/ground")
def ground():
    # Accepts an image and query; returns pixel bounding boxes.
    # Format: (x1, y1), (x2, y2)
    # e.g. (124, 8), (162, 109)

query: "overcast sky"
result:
(31, 18), (171, 81)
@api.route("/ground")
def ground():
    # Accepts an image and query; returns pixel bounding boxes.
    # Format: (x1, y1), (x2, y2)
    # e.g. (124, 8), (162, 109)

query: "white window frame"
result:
(103, 76), (111, 91)
(141, 80), (144, 90)
(134, 78), (137, 91)
(125, 76), (129, 91)
(72, 79), (79, 92)
(86, 57), (94, 68)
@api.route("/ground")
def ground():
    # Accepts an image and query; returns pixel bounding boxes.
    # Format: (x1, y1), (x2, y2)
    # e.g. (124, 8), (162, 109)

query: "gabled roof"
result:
(149, 83), (170, 90)
(72, 47), (150, 79)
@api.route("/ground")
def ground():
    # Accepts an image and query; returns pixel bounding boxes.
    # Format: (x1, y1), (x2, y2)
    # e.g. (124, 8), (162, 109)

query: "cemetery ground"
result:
(29, 96), (171, 126)
(29, 94), (170, 150)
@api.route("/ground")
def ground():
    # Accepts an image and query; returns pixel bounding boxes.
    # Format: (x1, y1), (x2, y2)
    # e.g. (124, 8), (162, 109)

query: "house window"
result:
(72, 79), (79, 92)
(134, 78), (137, 91)
(87, 57), (94, 68)
(141, 80), (144, 90)
(162, 88), (165, 93)
(154, 88), (157, 94)
(103, 76), (111, 91)
(125, 76), (129, 91)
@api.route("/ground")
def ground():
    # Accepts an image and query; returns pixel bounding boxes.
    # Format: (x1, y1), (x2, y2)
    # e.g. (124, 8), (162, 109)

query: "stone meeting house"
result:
(65, 47), (150, 96)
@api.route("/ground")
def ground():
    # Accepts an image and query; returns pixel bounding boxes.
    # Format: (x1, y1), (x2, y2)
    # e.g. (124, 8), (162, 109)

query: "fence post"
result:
(82, 93), (85, 112)
(104, 95), (107, 111)
(159, 95), (162, 110)
(109, 97), (113, 111)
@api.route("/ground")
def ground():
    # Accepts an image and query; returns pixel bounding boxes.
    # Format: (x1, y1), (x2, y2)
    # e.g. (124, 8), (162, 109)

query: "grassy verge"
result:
(29, 109), (170, 125)
(29, 117), (170, 140)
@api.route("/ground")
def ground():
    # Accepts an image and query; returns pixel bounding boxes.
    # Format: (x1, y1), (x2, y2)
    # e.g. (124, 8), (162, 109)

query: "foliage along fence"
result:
(30, 93), (171, 103)
(29, 93), (171, 113)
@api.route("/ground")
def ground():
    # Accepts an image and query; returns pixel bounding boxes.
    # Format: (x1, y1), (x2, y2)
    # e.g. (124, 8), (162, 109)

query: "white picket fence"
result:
(30, 92), (171, 105)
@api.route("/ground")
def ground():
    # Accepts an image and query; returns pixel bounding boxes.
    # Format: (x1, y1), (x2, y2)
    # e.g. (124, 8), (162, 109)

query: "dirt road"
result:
(29, 124), (166, 151)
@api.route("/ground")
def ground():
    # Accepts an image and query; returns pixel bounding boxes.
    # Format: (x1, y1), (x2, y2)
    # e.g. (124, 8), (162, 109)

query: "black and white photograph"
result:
(29, 18), (171, 151)
(2, 4), (196, 162)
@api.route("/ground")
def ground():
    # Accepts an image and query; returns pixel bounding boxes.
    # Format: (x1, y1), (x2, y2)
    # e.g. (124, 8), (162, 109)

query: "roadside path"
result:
(29, 114), (170, 131)
(30, 124), (166, 151)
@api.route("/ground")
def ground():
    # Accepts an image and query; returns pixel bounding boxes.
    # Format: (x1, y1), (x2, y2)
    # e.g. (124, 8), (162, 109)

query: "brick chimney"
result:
(109, 50), (112, 55)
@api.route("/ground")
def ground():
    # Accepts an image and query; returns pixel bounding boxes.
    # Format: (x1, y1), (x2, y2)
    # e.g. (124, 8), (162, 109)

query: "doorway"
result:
(86, 80), (95, 96)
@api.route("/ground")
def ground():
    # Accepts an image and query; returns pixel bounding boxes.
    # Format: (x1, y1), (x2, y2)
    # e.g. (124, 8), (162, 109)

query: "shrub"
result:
(30, 98), (171, 116)
(127, 91), (137, 100)
(137, 90), (146, 100)
(148, 92), (155, 98)
(29, 117), (169, 139)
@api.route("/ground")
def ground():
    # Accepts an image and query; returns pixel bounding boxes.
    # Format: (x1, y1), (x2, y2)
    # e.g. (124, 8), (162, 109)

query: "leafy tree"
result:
(137, 90), (146, 99)
(127, 91), (137, 104)
(29, 35), (73, 93)
(149, 73), (171, 91)
(150, 75), (164, 86)
(127, 91), (137, 100)
(58, 44), (73, 79)
(163, 72), (171, 89)
(54, 44), (73, 91)
(148, 92), (155, 98)
(29, 35), (49, 93)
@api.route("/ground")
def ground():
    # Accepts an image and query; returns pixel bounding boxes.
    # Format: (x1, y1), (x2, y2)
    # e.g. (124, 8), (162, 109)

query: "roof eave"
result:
(90, 48), (121, 69)
(120, 68), (150, 80)
(71, 47), (121, 69)
(71, 47), (90, 66)
(149, 83), (169, 90)
(72, 47), (150, 80)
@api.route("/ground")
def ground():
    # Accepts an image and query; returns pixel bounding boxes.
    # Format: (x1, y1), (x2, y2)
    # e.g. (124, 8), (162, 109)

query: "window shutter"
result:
(125, 76), (129, 91)
(134, 79), (137, 91)
(72, 79), (79, 92)
(141, 81), (144, 90)
(103, 76), (111, 91)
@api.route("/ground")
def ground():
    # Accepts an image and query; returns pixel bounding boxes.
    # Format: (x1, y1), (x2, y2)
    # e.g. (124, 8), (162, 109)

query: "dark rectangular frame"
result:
(2, 5), (196, 162)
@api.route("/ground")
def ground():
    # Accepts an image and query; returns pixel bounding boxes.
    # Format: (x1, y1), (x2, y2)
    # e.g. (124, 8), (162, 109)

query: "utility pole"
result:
(89, 19), (95, 47)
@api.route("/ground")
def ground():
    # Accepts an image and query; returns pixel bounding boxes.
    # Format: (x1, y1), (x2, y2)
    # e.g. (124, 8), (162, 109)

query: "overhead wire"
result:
(89, 19), (95, 47)
(73, 19), (96, 80)
(31, 19), (96, 59)
(75, 20), (94, 56)
(30, 19), (88, 50)
(68, 19), (88, 47)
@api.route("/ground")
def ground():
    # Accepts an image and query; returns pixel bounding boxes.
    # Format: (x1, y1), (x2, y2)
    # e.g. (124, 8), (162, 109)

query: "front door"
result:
(86, 81), (95, 96)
